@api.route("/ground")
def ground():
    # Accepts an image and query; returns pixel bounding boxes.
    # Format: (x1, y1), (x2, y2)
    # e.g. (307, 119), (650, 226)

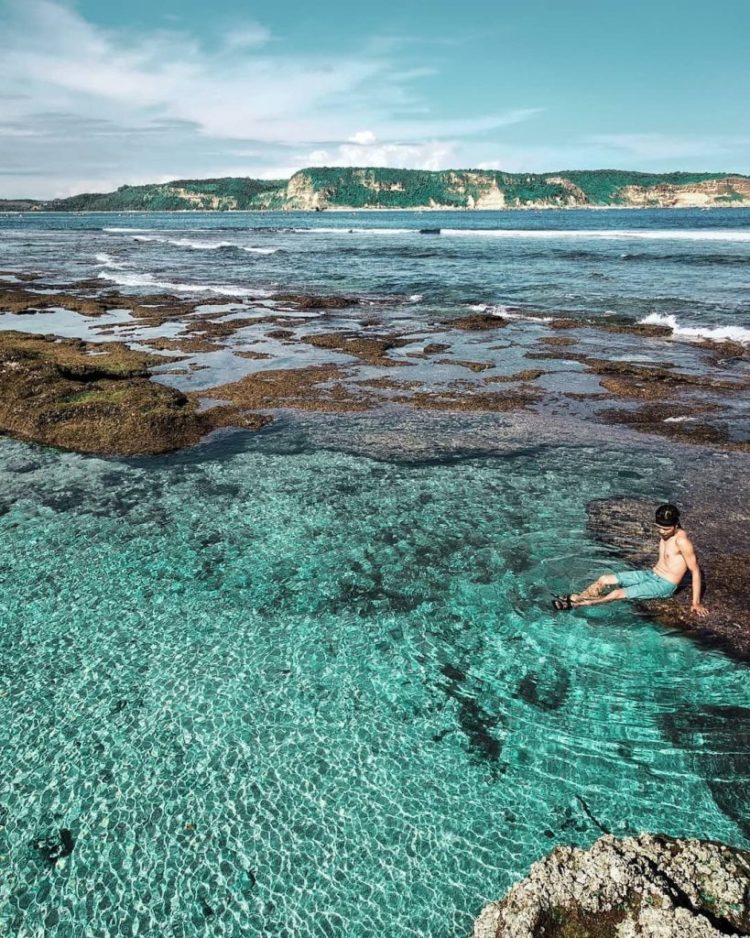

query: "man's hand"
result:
(691, 602), (709, 617)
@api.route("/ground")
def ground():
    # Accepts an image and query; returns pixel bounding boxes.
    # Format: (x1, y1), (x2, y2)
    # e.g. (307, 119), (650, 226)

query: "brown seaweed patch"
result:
(203, 364), (373, 412)
(600, 402), (748, 450)
(390, 388), (540, 413)
(0, 287), (108, 317)
(548, 318), (579, 329)
(0, 286), (212, 323)
(270, 292), (360, 310)
(302, 332), (411, 366)
(438, 359), (494, 372)
(525, 351), (589, 363)
(588, 359), (747, 399)
(702, 339), (750, 363)
(539, 336), (577, 347)
(0, 331), (268, 455)
(596, 320), (673, 337)
(357, 377), (423, 391)
(449, 313), (509, 331)
(140, 337), (212, 355)
(484, 369), (545, 384)
(234, 350), (273, 360)
(181, 317), (263, 342)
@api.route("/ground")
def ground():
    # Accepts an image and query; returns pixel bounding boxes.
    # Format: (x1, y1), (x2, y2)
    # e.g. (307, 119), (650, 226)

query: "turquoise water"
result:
(1, 424), (748, 937)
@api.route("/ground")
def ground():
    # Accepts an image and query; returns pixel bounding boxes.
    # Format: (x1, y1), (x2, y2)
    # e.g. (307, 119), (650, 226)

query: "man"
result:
(553, 503), (709, 616)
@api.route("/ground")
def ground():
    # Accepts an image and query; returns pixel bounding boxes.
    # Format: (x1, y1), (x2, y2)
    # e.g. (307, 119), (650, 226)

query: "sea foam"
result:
(97, 270), (265, 296)
(94, 252), (127, 269)
(469, 303), (554, 323)
(442, 228), (750, 242)
(133, 235), (278, 254)
(639, 313), (750, 344)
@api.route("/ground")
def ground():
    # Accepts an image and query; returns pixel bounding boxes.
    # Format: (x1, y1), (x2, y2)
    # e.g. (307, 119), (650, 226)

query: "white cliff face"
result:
(284, 172), (326, 210)
(619, 176), (750, 208)
(471, 834), (750, 938)
(267, 170), (750, 211)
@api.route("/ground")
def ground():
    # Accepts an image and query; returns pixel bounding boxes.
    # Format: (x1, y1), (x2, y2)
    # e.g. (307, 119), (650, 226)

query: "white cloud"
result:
(0, 0), (542, 195)
(0, 1), (533, 144)
(306, 140), (458, 171)
(349, 130), (377, 145)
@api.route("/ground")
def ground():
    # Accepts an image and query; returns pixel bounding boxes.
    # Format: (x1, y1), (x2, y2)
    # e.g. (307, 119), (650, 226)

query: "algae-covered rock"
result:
(471, 834), (750, 938)
(0, 331), (269, 455)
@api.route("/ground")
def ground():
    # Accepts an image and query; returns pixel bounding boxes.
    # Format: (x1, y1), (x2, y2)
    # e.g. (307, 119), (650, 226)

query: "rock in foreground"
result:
(472, 834), (750, 938)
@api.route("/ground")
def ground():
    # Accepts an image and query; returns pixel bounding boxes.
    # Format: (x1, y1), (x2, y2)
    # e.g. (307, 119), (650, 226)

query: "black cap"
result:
(655, 503), (680, 526)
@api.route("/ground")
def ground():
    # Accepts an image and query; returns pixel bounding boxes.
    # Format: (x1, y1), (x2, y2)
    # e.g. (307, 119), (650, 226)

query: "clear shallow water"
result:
(2, 208), (750, 341)
(1, 425), (748, 938)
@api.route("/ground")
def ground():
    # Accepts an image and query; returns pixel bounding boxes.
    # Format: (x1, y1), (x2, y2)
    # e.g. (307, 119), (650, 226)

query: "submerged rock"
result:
(471, 834), (750, 938)
(450, 313), (510, 331)
(270, 292), (359, 310)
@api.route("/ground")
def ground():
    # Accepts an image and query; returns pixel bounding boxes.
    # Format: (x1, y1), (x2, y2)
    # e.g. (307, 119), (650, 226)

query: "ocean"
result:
(1, 208), (749, 937)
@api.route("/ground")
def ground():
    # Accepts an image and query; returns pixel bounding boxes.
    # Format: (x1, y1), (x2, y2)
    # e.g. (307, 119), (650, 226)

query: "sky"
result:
(1, 0), (749, 198)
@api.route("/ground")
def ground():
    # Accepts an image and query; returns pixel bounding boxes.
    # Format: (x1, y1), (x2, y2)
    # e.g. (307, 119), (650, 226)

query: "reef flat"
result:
(1, 280), (748, 458)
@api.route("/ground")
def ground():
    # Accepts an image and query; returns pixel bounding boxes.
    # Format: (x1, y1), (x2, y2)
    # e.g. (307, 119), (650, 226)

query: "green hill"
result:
(45, 177), (286, 212)
(3, 168), (749, 211)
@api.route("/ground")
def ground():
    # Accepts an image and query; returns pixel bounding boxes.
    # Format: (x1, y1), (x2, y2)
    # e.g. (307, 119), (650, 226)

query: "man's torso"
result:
(653, 531), (688, 583)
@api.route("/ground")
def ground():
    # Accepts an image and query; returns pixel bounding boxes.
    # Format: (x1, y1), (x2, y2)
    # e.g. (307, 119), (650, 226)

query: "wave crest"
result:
(639, 313), (750, 344)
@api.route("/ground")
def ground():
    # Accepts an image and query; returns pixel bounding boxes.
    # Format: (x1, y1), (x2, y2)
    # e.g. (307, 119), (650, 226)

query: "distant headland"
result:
(3, 167), (750, 212)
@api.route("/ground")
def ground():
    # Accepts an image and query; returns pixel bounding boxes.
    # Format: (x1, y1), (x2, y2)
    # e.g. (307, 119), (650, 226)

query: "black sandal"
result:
(552, 595), (573, 611)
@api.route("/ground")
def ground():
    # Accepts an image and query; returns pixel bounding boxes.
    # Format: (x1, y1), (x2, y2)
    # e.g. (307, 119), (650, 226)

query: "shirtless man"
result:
(553, 503), (709, 616)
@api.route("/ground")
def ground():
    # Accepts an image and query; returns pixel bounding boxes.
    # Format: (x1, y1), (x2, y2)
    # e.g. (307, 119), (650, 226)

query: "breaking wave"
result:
(94, 252), (127, 269)
(639, 313), (750, 344)
(132, 235), (278, 254)
(441, 228), (750, 242)
(96, 270), (267, 296)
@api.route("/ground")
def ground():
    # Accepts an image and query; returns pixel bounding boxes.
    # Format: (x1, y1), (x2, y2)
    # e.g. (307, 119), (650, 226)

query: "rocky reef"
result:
(471, 833), (750, 938)
(0, 331), (269, 456)
(1, 276), (748, 457)
(586, 497), (750, 663)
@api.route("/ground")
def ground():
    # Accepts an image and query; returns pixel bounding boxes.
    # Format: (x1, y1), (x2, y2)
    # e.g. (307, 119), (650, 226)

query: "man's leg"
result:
(571, 573), (619, 604)
(571, 587), (627, 608)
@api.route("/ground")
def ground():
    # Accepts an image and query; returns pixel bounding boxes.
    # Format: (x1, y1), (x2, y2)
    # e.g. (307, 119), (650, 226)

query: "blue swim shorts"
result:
(615, 569), (677, 601)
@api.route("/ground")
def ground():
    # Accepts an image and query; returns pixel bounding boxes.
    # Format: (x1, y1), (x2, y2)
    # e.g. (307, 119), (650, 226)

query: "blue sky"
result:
(1, 0), (749, 197)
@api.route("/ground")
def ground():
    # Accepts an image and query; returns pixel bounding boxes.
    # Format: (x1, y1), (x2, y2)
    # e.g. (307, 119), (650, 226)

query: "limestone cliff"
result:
(619, 175), (750, 208)
(4, 168), (750, 211)
(276, 167), (750, 211)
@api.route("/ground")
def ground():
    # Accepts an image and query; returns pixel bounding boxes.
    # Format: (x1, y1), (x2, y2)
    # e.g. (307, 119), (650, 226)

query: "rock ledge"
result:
(472, 833), (750, 938)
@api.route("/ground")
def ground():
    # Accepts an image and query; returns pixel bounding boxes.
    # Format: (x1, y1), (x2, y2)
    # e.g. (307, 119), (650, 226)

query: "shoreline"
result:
(5, 204), (750, 215)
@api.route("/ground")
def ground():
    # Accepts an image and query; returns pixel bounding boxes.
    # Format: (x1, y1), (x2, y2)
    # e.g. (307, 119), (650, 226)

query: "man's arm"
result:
(677, 532), (708, 617)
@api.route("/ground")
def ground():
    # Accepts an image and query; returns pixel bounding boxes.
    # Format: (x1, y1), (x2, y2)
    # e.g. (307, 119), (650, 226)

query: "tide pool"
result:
(0, 423), (748, 938)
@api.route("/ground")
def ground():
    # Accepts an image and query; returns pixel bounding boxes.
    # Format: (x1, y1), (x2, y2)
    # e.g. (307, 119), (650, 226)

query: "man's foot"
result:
(552, 595), (573, 611)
